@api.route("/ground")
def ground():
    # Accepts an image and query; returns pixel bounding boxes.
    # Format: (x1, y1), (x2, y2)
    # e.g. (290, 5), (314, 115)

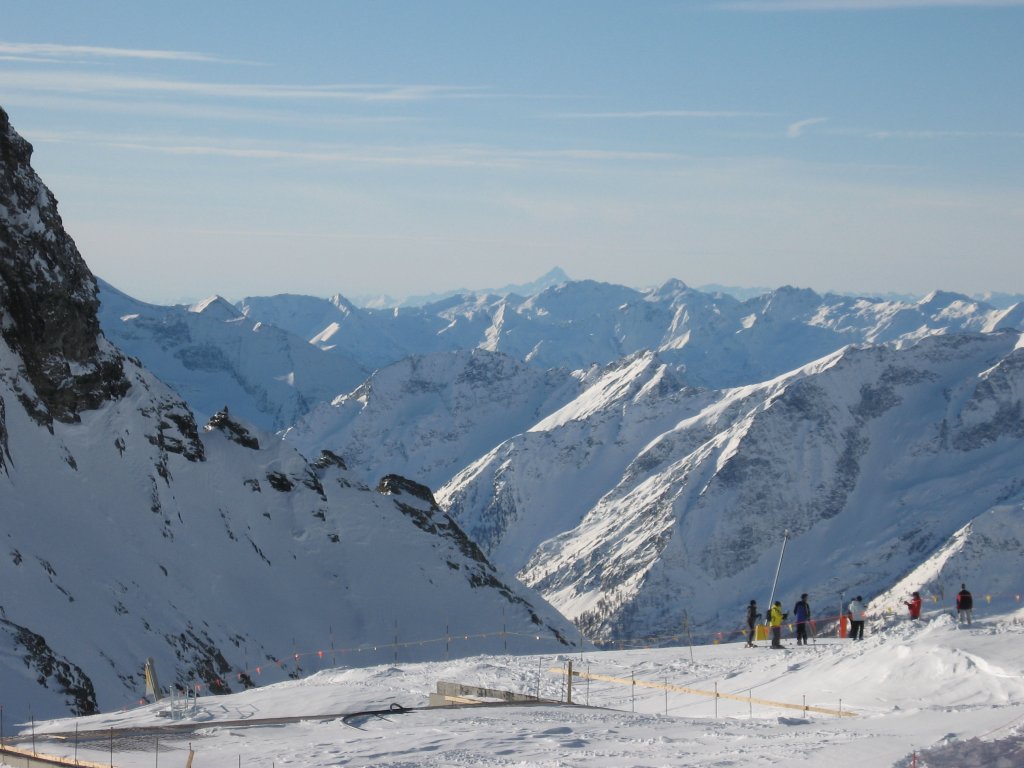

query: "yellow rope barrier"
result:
(0, 743), (113, 768)
(549, 666), (857, 718)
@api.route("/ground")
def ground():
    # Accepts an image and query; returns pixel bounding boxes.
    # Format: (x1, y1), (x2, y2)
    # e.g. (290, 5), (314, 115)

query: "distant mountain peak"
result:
(345, 267), (573, 309)
(189, 295), (243, 320)
(918, 289), (976, 309)
(537, 266), (571, 283)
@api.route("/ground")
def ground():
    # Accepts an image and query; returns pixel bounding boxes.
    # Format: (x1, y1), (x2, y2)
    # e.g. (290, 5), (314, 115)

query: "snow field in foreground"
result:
(13, 608), (1024, 768)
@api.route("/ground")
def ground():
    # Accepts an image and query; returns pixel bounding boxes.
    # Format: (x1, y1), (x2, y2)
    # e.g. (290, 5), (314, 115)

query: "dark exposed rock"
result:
(164, 624), (233, 695)
(302, 470), (326, 499)
(0, 617), (98, 716)
(377, 473), (437, 505)
(266, 471), (294, 492)
(205, 406), (260, 450)
(142, 397), (205, 462)
(0, 395), (10, 473)
(0, 107), (131, 424)
(313, 449), (347, 471)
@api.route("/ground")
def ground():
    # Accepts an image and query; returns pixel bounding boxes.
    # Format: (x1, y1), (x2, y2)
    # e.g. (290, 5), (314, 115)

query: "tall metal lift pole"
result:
(763, 529), (790, 635)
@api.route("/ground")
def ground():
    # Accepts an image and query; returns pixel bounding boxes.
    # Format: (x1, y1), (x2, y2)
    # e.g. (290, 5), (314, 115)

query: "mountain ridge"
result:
(0, 106), (574, 722)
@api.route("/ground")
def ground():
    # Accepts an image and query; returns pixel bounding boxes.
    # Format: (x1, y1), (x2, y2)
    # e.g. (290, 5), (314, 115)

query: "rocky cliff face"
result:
(0, 107), (575, 722)
(0, 106), (129, 428)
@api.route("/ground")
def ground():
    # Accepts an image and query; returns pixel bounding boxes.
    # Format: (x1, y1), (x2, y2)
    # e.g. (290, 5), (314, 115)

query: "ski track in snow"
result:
(12, 609), (1024, 768)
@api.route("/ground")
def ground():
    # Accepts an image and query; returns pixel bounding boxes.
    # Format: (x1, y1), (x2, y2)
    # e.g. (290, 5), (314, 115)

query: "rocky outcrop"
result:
(0, 395), (10, 474)
(312, 449), (347, 471)
(0, 617), (98, 716)
(205, 406), (260, 450)
(378, 473), (570, 644)
(377, 473), (438, 505)
(0, 107), (130, 427)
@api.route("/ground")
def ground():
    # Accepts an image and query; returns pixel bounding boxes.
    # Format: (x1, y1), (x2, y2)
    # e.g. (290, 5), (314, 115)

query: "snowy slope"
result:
(440, 331), (1024, 644)
(871, 504), (1024, 618)
(438, 352), (715, 571)
(283, 349), (584, 488)
(0, 106), (574, 723)
(97, 280), (367, 431)
(18, 606), (1024, 768)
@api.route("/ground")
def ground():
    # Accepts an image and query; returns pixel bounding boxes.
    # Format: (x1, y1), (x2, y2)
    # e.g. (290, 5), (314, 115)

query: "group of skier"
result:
(906, 584), (973, 624)
(743, 584), (975, 648)
(744, 595), (815, 649)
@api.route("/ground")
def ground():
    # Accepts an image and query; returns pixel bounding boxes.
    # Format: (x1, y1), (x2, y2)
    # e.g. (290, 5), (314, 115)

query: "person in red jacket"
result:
(905, 592), (922, 620)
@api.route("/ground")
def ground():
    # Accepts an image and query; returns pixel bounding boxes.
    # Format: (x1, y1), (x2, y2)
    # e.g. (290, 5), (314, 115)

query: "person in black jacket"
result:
(745, 600), (759, 647)
(793, 594), (811, 645)
(956, 584), (973, 624)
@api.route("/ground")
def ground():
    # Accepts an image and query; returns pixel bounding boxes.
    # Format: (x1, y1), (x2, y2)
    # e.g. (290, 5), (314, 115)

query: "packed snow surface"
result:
(14, 608), (1024, 767)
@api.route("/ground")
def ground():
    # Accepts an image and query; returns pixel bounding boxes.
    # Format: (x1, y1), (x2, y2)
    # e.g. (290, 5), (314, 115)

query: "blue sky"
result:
(2, 0), (1022, 303)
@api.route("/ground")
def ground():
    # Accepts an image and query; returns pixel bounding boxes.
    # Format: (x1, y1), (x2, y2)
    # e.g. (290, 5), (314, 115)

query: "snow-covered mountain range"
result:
(264, 295), (1022, 645)
(96, 280), (368, 432)
(134, 273), (1016, 461)
(98, 248), (1024, 647)
(235, 278), (1023, 389)
(440, 332), (1024, 641)
(0, 106), (574, 722)
(6, 94), (1023, 727)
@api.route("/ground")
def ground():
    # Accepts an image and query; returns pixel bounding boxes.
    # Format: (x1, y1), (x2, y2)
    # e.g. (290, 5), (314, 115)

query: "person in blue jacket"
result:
(793, 593), (812, 645)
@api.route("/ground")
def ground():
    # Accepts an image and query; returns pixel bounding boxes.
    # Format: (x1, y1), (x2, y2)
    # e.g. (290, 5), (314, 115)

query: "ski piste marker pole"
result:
(764, 529), (790, 639)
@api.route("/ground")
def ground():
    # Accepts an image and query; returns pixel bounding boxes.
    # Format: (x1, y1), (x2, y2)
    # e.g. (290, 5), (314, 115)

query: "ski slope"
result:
(14, 607), (1024, 767)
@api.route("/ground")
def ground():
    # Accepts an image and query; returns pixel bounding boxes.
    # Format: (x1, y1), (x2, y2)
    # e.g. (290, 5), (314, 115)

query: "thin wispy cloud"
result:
(787, 117), (828, 138)
(717, 0), (1024, 10)
(869, 129), (1024, 139)
(554, 110), (772, 119)
(5, 93), (429, 126)
(0, 70), (489, 103)
(142, 143), (690, 169)
(29, 130), (693, 170)
(0, 41), (239, 64)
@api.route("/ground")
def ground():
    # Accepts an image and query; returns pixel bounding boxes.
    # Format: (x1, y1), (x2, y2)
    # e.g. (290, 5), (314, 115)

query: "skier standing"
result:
(793, 594), (812, 645)
(848, 596), (866, 640)
(956, 584), (973, 624)
(769, 601), (785, 649)
(745, 600), (759, 647)
(905, 592), (922, 620)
